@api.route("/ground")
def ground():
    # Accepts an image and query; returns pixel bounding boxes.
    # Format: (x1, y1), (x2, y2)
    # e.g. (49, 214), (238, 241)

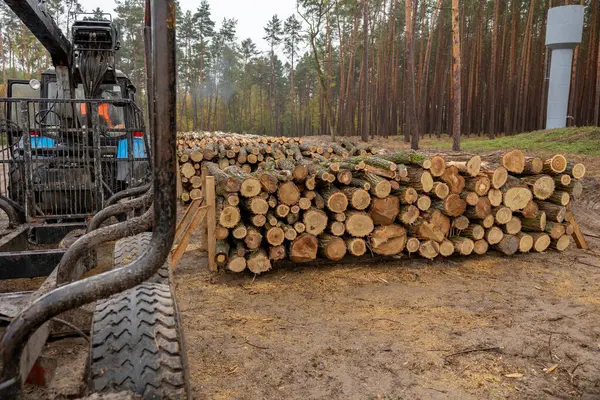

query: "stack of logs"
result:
(177, 132), (586, 274)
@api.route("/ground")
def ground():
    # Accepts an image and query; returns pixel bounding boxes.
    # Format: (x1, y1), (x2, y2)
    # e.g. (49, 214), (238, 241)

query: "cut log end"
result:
(371, 225), (407, 255)
(346, 238), (367, 256)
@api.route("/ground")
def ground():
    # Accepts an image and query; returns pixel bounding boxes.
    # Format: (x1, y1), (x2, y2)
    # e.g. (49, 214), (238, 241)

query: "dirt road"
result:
(174, 203), (600, 399)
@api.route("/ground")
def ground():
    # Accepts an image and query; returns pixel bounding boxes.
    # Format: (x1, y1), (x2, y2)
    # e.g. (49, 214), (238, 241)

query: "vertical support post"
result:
(19, 102), (32, 221)
(91, 103), (103, 212)
(206, 175), (217, 271)
(199, 167), (208, 251)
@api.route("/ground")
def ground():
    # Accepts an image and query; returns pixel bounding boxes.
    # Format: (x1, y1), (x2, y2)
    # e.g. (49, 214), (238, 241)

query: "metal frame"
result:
(0, 0), (177, 397)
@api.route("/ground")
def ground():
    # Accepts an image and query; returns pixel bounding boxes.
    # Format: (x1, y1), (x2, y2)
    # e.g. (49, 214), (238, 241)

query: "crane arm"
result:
(3, 0), (71, 66)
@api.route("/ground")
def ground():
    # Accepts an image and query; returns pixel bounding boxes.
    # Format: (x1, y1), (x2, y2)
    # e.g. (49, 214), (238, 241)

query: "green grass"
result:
(423, 127), (600, 156)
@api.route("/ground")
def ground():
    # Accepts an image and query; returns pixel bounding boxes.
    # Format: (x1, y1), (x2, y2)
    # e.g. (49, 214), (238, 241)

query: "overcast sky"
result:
(79, 0), (299, 53)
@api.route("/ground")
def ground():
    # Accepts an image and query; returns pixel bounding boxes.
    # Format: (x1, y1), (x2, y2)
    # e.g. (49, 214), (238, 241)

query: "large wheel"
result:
(89, 233), (189, 399)
(113, 233), (169, 284)
(89, 282), (190, 399)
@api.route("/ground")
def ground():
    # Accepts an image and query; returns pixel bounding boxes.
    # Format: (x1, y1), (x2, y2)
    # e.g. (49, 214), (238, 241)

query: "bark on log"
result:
(319, 234), (347, 261)
(537, 202), (566, 223)
(495, 234), (519, 255)
(521, 212), (547, 232)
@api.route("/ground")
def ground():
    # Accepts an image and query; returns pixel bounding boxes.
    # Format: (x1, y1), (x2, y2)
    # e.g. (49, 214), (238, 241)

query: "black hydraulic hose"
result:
(0, 1), (177, 396)
(0, 198), (21, 228)
(105, 182), (152, 207)
(88, 189), (153, 233)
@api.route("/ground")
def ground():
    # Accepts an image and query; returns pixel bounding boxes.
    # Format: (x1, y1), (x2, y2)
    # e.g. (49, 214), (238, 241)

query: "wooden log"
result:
(537, 202), (566, 223)
(452, 216), (470, 231)
(482, 214), (495, 229)
(244, 227), (263, 250)
(277, 181), (301, 206)
(224, 166), (261, 197)
(530, 232), (551, 252)
(322, 187), (349, 213)
(432, 182), (450, 199)
(551, 235), (570, 252)
(275, 204), (290, 218)
(440, 166), (466, 194)
(428, 156), (447, 177)
(290, 233), (318, 262)
(561, 180), (583, 200)
(247, 249), (272, 274)
(283, 225), (298, 241)
(503, 187), (532, 211)
(565, 162), (585, 180)
(445, 155), (481, 177)
(554, 174), (572, 187)
(345, 211), (375, 237)
(298, 197), (312, 210)
(204, 162), (242, 193)
(451, 237), (475, 256)
(268, 245), (286, 261)
(523, 157), (543, 175)
(242, 197), (269, 215)
(189, 189), (203, 201)
(500, 149), (526, 173)
(346, 238), (367, 256)
(349, 178), (371, 190)
(398, 205), (420, 225)
(407, 168), (434, 193)
(333, 213), (346, 222)
(370, 225), (407, 255)
(369, 196), (400, 226)
(543, 155), (567, 174)
(521, 200), (539, 219)
(318, 234), (347, 261)
(521, 211), (547, 232)
(464, 176), (491, 196)
(462, 224), (485, 240)
(426, 210), (451, 236)
(406, 237), (421, 254)
(341, 187), (371, 210)
(303, 208), (328, 236)
(227, 252), (247, 273)
(189, 175), (203, 189)
(215, 226), (229, 240)
(545, 221), (566, 240)
(328, 221), (346, 236)
(519, 175), (555, 200)
(416, 195), (431, 211)
(464, 197), (492, 220)
(503, 216), (522, 235)
(395, 187), (418, 204)
(485, 226), (504, 245)
(181, 162), (196, 179)
(232, 222), (248, 239)
(336, 169), (353, 185)
(481, 166), (508, 189)
(293, 222), (306, 233)
(514, 232), (533, 253)
(215, 239), (230, 266)
(546, 191), (570, 206)
(487, 188), (503, 207)
(439, 240), (455, 257)
(418, 240), (440, 259)
(431, 194), (467, 217)
(266, 226), (285, 246)
(257, 171), (279, 194)
(495, 234), (519, 255)
(473, 239), (489, 255)
(408, 219), (444, 243)
(492, 206), (512, 225)
(364, 174), (392, 198)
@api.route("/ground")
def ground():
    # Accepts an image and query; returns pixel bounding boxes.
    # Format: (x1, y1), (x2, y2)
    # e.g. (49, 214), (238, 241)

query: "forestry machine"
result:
(0, 0), (188, 399)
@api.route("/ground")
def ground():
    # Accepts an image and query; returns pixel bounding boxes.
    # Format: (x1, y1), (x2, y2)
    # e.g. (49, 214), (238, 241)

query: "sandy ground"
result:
(172, 201), (600, 400)
(0, 138), (599, 399)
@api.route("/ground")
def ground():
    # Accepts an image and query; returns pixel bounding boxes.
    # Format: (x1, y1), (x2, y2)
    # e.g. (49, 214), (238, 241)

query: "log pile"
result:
(177, 132), (587, 274)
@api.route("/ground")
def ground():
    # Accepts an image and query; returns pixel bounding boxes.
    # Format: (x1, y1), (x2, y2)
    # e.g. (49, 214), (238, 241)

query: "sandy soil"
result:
(173, 203), (600, 400)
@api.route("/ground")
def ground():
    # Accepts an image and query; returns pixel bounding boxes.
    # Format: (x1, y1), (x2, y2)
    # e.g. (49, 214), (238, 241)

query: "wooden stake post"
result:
(170, 174), (217, 271)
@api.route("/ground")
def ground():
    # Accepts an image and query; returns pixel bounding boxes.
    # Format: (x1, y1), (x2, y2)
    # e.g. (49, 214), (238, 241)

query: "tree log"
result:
(248, 249), (272, 274)
(370, 196), (400, 226)
(371, 225), (407, 255)
(495, 234), (519, 255)
(290, 233), (318, 262)
(345, 211), (375, 237)
(346, 238), (367, 256)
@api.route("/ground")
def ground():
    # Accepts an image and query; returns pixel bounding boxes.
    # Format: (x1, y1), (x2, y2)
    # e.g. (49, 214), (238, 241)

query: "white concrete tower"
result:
(545, 5), (584, 129)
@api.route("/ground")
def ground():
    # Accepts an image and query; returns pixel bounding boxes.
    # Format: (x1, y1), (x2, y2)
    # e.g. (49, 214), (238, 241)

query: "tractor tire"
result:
(89, 282), (190, 399)
(113, 233), (169, 284)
